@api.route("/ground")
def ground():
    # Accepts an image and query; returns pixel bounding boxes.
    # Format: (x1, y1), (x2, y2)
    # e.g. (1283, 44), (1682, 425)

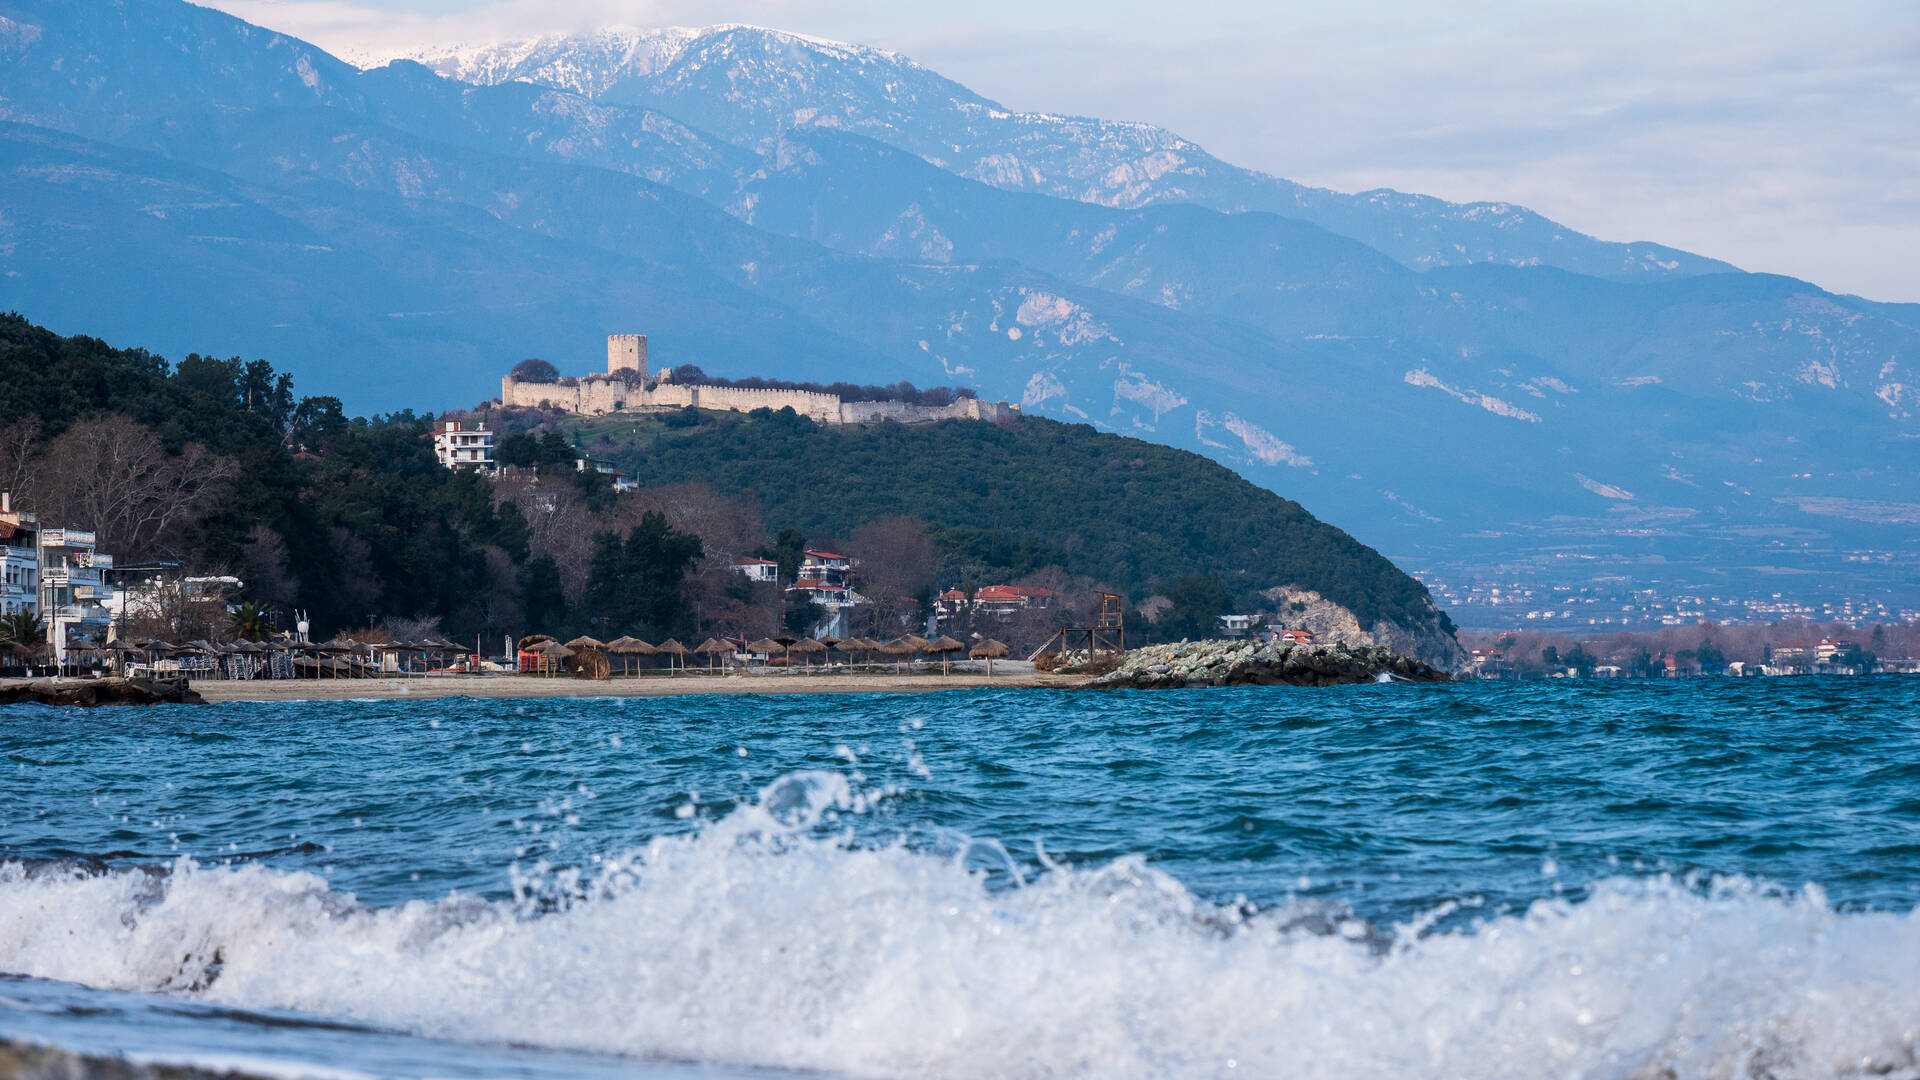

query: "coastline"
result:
(189, 671), (1087, 702)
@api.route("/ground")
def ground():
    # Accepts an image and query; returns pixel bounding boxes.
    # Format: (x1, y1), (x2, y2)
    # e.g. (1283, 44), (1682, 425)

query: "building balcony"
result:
(41, 529), (96, 548)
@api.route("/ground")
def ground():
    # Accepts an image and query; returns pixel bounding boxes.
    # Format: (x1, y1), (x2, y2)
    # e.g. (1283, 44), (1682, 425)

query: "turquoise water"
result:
(3, 680), (1919, 1078)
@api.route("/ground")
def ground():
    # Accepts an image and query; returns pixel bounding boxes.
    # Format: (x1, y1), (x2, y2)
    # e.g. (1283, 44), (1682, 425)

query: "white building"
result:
(433, 420), (496, 472)
(575, 455), (637, 493)
(731, 557), (779, 583)
(106, 563), (242, 629)
(39, 526), (113, 666)
(1, 493), (37, 617)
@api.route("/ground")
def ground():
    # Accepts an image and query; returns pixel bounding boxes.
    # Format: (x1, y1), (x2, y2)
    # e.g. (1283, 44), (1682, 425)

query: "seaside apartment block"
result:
(1, 492), (119, 666)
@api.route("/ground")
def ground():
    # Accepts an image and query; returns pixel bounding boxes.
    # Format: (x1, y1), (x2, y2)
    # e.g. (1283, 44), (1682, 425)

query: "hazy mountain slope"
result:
(388, 25), (1736, 282)
(0, 120), (898, 405)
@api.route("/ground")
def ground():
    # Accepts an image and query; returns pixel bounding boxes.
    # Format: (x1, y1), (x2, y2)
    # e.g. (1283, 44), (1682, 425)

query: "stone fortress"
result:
(501, 335), (1017, 425)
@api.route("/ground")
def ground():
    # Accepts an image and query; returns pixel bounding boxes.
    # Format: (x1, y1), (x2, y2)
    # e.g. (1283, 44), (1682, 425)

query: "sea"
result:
(3, 679), (1919, 1079)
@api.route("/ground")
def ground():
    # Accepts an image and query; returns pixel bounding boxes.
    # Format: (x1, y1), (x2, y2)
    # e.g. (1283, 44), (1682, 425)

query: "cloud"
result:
(207, 0), (880, 54)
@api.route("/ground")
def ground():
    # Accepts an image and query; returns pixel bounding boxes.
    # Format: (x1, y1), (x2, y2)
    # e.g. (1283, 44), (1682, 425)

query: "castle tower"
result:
(607, 334), (648, 379)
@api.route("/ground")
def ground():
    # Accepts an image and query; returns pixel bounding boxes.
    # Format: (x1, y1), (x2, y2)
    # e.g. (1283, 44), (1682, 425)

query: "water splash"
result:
(4, 767), (1919, 1079)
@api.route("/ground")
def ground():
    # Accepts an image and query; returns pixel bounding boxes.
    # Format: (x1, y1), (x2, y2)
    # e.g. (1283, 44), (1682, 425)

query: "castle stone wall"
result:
(501, 370), (1018, 426)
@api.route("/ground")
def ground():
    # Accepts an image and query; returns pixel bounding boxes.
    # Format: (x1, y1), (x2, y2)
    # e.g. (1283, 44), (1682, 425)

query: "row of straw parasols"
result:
(107, 635), (466, 678)
(517, 632), (1014, 678)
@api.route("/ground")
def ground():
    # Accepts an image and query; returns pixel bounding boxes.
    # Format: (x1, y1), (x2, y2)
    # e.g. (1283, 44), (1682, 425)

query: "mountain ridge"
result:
(372, 23), (1738, 284)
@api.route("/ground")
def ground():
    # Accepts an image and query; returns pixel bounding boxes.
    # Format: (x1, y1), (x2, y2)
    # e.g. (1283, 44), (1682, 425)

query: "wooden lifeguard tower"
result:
(1029, 591), (1127, 661)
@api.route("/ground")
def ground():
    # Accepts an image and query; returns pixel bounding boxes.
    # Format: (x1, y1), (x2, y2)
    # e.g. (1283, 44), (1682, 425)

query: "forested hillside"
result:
(1, 314), (1453, 657)
(559, 405), (1452, 636)
(0, 313), (526, 638)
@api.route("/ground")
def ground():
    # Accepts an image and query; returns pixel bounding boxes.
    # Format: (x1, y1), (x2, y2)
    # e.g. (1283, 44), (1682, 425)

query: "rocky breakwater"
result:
(1084, 639), (1450, 689)
(0, 676), (204, 707)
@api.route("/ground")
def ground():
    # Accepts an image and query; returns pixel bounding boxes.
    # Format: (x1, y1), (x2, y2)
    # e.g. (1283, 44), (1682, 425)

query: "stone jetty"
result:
(1083, 639), (1451, 689)
(0, 677), (204, 707)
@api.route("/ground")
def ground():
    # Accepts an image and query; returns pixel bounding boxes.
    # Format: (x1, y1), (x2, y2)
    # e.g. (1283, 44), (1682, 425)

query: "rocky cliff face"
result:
(1084, 638), (1451, 689)
(1263, 586), (1466, 672)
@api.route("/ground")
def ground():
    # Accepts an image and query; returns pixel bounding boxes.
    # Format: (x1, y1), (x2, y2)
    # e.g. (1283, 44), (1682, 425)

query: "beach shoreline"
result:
(189, 670), (1085, 702)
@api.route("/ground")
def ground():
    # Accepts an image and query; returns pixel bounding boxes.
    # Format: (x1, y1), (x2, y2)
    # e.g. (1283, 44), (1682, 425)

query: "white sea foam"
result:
(4, 770), (1919, 1079)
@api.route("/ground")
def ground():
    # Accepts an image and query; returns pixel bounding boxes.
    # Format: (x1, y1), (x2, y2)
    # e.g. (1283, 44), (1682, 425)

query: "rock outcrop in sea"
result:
(1083, 639), (1451, 689)
(0, 677), (204, 707)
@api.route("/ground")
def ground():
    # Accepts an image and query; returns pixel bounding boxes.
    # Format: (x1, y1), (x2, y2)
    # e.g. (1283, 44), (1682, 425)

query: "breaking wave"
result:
(3, 770), (1918, 1079)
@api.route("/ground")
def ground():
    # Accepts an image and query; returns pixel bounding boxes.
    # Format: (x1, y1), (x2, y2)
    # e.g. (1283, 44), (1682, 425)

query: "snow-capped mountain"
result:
(368, 25), (1734, 283)
(1, 0), (1914, 614)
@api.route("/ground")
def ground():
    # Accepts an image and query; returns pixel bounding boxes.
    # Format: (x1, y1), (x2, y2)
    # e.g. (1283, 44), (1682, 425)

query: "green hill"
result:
(561, 406), (1454, 639)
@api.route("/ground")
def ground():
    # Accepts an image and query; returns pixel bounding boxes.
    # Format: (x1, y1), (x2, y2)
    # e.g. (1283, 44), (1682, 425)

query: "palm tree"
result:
(229, 601), (274, 642)
(0, 611), (47, 672)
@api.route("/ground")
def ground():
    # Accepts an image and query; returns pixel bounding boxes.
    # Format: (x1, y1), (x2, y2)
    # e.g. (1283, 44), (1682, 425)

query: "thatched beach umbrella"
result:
(877, 638), (915, 674)
(567, 635), (607, 651)
(746, 638), (782, 668)
(655, 638), (688, 674)
(531, 639), (572, 677)
(791, 637), (827, 671)
(694, 637), (733, 673)
(606, 636), (654, 676)
(927, 635), (967, 676)
(970, 638), (1011, 678)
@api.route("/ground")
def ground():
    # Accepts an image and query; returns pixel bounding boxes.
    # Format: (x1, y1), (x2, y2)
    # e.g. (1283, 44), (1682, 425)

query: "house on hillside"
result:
(731, 558), (779, 583)
(431, 420), (496, 472)
(972, 585), (1053, 616)
(1218, 614), (1259, 636)
(575, 455), (637, 493)
(1279, 628), (1314, 646)
(800, 551), (852, 585)
(935, 585), (1056, 621)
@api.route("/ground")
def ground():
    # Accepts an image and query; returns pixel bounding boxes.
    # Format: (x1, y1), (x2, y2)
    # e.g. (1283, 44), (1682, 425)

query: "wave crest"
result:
(4, 771), (1919, 1079)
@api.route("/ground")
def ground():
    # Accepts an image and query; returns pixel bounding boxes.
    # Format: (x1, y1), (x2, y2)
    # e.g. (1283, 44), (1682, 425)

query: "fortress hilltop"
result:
(502, 335), (1015, 424)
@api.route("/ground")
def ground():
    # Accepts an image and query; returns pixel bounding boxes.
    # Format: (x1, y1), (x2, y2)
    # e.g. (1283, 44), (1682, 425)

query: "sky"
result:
(206, 0), (1920, 303)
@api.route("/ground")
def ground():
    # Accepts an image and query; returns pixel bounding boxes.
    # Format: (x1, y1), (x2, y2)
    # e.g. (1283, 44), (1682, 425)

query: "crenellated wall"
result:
(501, 375), (1017, 425)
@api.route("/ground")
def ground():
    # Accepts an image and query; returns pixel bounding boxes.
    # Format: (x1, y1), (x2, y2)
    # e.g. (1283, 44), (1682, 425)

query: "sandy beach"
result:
(190, 667), (1085, 702)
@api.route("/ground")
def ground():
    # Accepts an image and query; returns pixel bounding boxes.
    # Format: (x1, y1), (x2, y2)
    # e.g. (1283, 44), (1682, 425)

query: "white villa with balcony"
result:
(39, 526), (114, 665)
(433, 420), (496, 472)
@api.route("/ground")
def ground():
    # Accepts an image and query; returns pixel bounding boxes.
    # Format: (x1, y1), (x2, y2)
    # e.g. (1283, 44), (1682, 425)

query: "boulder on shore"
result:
(1083, 639), (1450, 689)
(0, 676), (204, 707)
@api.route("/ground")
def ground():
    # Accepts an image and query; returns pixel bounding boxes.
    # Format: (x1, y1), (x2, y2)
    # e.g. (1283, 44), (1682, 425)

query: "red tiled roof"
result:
(974, 585), (1055, 599)
(735, 558), (777, 565)
(803, 550), (848, 561)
